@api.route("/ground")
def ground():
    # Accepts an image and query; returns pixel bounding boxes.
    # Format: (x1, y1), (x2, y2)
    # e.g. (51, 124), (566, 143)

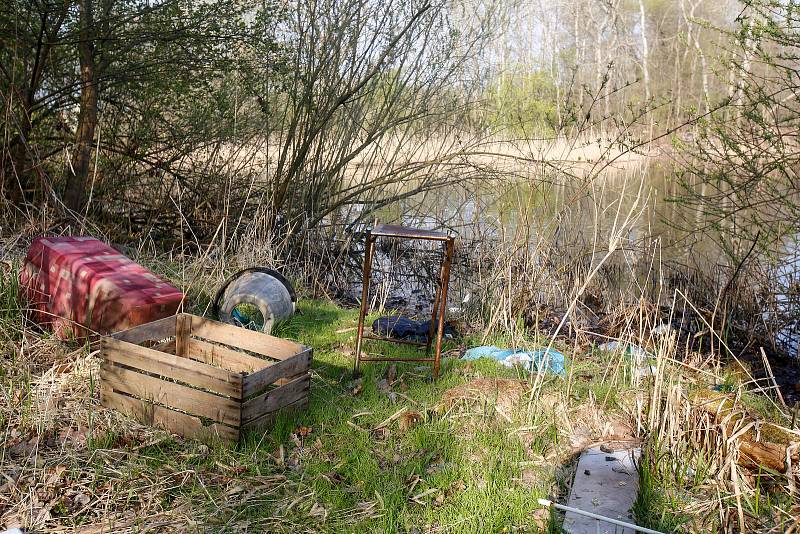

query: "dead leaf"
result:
(59, 426), (88, 447)
(372, 427), (390, 440)
(73, 492), (91, 507)
(531, 508), (550, 531)
(321, 472), (344, 484)
(398, 410), (423, 432)
(440, 378), (530, 418)
(349, 377), (364, 395)
(570, 426), (593, 453)
(450, 479), (466, 493)
(44, 465), (67, 486)
(273, 445), (285, 466)
(335, 327), (357, 334)
(309, 502), (327, 520)
(386, 364), (397, 384)
(226, 485), (245, 496)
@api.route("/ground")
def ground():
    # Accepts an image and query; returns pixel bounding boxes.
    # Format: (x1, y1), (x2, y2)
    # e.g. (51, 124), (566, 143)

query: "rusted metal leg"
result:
(432, 238), (454, 379)
(425, 251), (444, 355)
(354, 232), (374, 377)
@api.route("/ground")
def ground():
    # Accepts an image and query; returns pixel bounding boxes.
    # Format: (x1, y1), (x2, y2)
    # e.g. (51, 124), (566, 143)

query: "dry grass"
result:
(2, 175), (799, 532)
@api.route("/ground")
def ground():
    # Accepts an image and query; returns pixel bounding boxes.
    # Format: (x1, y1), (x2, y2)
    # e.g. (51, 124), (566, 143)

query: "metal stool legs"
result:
(353, 225), (454, 379)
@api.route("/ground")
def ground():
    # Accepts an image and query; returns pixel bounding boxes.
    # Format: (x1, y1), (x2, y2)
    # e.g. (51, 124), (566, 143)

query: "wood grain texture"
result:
(112, 315), (175, 344)
(370, 224), (451, 241)
(242, 348), (312, 397)
(101, 386), (238, 442)
(241, 374), (310, 423)
(187, 338), (271, 373)
(102, 337), (242, 398)
(100, 362), (241, 426)
(175, 313), (192, 357)
(189, 315), (305, 360)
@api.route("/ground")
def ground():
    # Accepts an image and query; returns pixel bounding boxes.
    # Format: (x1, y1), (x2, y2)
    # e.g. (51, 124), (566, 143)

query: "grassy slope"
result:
(237, 300), (566, 532)
(5, 271), (793, 531)
(1, 291), (642, 532)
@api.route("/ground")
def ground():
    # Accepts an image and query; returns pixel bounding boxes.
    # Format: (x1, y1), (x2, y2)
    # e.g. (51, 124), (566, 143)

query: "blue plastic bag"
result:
(462, 345), (567, 376)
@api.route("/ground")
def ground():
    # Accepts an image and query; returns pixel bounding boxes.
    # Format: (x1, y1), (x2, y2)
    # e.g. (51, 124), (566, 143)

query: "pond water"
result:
(348, 159), (800, 365)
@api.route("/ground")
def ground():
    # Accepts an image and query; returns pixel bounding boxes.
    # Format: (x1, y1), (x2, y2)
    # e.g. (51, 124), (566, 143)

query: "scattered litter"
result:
(597, 341), (650, 361)
(564, 446), (642, 533)
(651, 324), (674, 336)
(635, 365), (658, 378)
(372, 316), (457, 343)
(462, 345), (567, 375)
(214, 267), (296, 333)
(652, 324), (675, 337)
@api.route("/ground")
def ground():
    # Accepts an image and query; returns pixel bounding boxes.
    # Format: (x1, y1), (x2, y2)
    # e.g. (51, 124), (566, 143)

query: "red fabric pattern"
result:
(19, 236), (183, 339)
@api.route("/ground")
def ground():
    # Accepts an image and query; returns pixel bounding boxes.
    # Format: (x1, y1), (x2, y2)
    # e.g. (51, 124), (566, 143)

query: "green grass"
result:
(232, 300), (560, 532)
(4, 284), (762, 532)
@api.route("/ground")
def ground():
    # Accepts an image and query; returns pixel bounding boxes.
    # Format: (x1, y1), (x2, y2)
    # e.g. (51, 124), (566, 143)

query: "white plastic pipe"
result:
(537, 498), (666, 534)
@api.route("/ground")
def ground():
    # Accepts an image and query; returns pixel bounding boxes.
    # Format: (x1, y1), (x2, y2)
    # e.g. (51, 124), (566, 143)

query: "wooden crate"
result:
(99, 313), (312, 443)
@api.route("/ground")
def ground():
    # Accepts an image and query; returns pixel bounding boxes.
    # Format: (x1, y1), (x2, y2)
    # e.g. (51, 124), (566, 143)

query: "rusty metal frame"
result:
(353, 224), (455, 379)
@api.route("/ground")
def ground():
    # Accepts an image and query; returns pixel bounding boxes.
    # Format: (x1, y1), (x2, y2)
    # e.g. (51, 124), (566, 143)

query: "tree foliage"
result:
(676, 0), (800, 260)
(1, 0), (286, 216)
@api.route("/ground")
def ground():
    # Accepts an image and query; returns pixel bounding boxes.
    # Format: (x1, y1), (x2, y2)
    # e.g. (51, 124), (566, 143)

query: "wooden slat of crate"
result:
(242, 397), (309, 431)
(241, 373), (310, 424)
(101, 386), (238, 442)
(175, 313), (192, 357)
(100, 363), (241, 427)
(187, 338), (272, 373)
(189, 315), (302, 360)
(102, 337), (243, 398)
(242, 348), (312, 397)
(112, 315), (176, 344)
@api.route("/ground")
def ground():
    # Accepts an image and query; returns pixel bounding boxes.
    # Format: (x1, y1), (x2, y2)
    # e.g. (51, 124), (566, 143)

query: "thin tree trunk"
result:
(9, 105), (32, 204)
(66, 0), (97, 212)
(638, 0), (651, 101)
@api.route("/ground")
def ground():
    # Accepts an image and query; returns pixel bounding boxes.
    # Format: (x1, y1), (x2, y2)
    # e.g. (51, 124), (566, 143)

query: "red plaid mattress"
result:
(19, 236), (184, 339)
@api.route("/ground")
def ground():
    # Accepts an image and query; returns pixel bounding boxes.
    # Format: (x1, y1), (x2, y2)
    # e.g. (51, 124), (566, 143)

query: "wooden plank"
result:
(187, 338), (272, 374)
(101, 386), (238, 443)
(175, 313), (192, 357)
(242, 348), (312, 397)
(102, 337), (242, 399)
(189, 315), (305, 360)
(100, 362), (241, 426)
(112, 315), (176, 344)
(241, 374), (310, 423)
(371, 224), (450, 241)
(242, 397), (309, 431)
